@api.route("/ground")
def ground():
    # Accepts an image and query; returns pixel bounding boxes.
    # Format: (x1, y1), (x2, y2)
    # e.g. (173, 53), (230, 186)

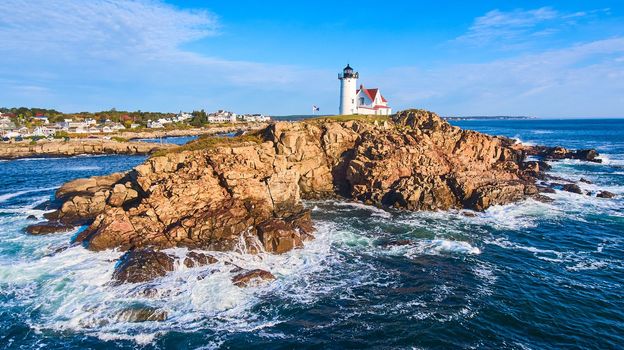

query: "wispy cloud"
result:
(0, 0), (218, 57)
(0, 0), (329, 113)
(455, 7), (609, 48)
(378, 38), (624, 117)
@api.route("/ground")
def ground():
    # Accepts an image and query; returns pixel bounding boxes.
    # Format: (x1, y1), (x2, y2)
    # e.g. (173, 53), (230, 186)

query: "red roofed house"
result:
(338, 64), (392, 115)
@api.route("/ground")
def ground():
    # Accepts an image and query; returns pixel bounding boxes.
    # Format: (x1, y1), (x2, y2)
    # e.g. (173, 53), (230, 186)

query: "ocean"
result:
(0, 119), (622, 349)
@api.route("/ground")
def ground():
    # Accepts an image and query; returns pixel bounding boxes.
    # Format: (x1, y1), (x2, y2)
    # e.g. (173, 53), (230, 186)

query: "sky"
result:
(0, 0), (623, 117)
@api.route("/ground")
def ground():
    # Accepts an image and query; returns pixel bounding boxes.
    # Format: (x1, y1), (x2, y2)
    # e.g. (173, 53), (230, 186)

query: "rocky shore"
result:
(117, 123), (267, 140)
(0, 139), (177, 160)
(27, 109), (610, 286)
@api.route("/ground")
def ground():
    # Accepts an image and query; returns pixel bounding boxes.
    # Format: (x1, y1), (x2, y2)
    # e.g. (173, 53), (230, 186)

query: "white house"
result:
(338, 64), (391, 115)
(0, 117), (15, 130)
(32, 126), (55, 137)
(147, 120), (164, 128)
(239, 114), (270, 122)
(207, 110), (237, 123)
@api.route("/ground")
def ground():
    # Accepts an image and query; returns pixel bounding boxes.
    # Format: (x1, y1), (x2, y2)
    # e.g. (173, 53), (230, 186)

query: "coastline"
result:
(0, 123), (268, 160)
(115, 123), (267, 140)
(0, 139), (177, 160)
(1, 114), (622, 348)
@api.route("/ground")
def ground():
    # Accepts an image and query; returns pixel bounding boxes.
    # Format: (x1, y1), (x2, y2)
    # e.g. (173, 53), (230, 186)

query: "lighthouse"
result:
(338, 64), (392, 116)
(338, 64), (358, 115)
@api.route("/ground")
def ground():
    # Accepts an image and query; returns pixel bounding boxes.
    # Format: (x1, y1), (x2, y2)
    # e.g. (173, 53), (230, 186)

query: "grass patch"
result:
(111, 136), (128, 142)
(305, 114), (390, 123)
(150, 132), (265, 158)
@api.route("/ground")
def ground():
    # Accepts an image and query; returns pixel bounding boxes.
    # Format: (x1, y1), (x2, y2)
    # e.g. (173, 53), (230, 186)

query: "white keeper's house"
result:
(338, 64), (391, 115)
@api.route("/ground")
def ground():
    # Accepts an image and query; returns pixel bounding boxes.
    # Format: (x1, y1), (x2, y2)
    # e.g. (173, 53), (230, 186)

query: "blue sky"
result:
(0, 0), (623, 117)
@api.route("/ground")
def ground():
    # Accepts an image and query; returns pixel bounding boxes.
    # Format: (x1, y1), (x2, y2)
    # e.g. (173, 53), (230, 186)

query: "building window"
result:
(359, 98), (365, 105)
(351, 99), (354, 104)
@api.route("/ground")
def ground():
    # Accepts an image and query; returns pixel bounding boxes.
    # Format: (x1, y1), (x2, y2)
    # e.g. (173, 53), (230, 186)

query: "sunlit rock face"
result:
(31, 109), (591, 265)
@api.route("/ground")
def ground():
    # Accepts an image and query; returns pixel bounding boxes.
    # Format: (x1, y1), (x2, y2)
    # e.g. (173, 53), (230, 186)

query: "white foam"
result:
(566, 261), (608, 271)
(513, 135), (535, 146)
(334, 201), (392, 218)
(404, 239), (481, 257)
(0, 220), (342, 344)
(0, 186), (58, 203)
(596, 154), (624, 167)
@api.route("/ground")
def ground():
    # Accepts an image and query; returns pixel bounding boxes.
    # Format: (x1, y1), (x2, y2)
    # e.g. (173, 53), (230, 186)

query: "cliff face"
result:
(34, 110), (541, 258)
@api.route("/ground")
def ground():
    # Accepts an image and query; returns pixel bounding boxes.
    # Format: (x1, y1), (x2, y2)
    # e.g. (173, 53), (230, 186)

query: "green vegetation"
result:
(111, 136), (128, 143)
(53, 131), (70, 139)
(306, 114), (391, 123)
(151, 132), (264, 158)
(0, 106), (242, 129)
(1, 107), (179, 127)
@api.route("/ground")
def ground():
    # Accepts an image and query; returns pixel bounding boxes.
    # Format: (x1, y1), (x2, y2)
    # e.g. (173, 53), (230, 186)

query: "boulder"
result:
(26, 221), (74, 235)
(597, 191), (616, 199)
(562, 184), (583, 194)
(231, 269), (276, 287)
(26, 215), (37, 220)
(575, 149), (601, 163)
(112, 249), (175, 284)
(115, 307), (167, 322)
(257, 218), (304, 254)
(183, 251), (218, 268)
(537, 185), (556, 194)
(379, 239), (412, 247)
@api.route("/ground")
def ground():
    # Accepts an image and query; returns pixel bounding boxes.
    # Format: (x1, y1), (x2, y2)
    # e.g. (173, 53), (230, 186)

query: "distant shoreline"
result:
(272, 114), (537, 122)
(443, 116), (535, 121)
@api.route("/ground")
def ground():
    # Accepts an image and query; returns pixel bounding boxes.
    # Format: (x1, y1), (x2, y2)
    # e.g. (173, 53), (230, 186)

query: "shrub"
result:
(111, 136), (128, 142)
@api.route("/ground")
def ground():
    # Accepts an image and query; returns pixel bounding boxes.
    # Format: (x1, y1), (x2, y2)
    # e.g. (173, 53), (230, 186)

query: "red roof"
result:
(358, 84), (387, 104)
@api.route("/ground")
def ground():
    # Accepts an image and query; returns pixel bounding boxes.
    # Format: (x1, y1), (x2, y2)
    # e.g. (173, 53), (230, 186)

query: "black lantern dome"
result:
(341, 64), (358, 79)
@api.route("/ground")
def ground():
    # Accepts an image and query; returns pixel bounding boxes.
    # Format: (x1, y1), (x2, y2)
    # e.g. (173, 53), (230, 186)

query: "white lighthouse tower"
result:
(338, 64), (358, 115)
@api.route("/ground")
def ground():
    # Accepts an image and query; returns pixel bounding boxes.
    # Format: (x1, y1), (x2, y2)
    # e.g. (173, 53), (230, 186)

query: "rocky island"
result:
(27, 109), (608, 285)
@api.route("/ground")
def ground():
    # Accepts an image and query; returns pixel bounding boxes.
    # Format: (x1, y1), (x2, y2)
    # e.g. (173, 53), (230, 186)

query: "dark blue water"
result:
(1, 120), (623, 349)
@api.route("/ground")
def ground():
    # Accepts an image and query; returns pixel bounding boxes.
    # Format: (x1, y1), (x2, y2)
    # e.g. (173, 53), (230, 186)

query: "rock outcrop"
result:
(0, 139), (176, 160)
(28, 109), (604, 284)
(597, 191), (616, 199)
(520, 145), (602, 163)
(562, 183), (583, 194)
(231, 269), (276, 287)
(112, 249), (175, 284)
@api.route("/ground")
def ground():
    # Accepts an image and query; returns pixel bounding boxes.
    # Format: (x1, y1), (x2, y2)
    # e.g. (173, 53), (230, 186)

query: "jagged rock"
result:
(183, 251), (218, 268)
(579, 178), (593, 184)
(112, 249), (175, 284)
(115, 307), (167, 322)
(257, 211), (314, 253)
(597, 191), (616, 199)
(231, 269), (276, 287)
(521, 145), (601, 163)
(575, 149), (601, 162)
(537, 185), (556, 194)
(26, 222), (74, 235)
(562, 184), (583, 194)
(534, 195), (555, 203)
(30, 109), (605, 285)
(379, 239), (412, 247)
